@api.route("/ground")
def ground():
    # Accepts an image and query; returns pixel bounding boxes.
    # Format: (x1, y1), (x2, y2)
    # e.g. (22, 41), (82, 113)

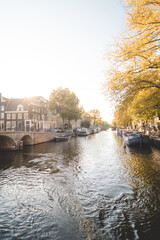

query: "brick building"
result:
(0, 93), (49, 131)
(0, 93), (82, 131)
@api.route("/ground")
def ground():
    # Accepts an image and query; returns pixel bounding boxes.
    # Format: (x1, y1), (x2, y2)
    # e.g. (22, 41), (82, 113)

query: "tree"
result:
(88, 109), (101, 126)
(103, 121), (110, 127)
(129, 88), (160, 121)
(113, 100), (133, 128)
(103, 0), (160, 124)
(80, 111), (91, 128)
(49, 87), (82, 127)
(81, 119), (91, 128)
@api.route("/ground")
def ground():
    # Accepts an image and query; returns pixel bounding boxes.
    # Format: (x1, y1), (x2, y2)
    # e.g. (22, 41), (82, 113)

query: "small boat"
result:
(54, 134), (72, 142)
(77, 128), (91, 136)
(123, 132), (142, 146)
(91, 127), (101, 134)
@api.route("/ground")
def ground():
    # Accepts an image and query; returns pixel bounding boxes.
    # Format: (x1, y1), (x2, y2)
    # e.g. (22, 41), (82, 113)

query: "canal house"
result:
(0, 93), (48, 131)
(0, 93), (82, 131)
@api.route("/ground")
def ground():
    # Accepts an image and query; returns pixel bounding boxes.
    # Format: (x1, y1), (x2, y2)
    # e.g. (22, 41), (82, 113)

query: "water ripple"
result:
(1, 131), (160, 239)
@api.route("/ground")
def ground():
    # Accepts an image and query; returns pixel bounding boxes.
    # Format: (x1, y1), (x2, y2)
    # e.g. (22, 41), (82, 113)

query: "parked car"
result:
(51, 128), (63, 133)
(65, 128), (73, 133)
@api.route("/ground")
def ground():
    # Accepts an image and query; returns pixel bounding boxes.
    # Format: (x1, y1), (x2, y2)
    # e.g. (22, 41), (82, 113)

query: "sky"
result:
(0, 0), (126, 123)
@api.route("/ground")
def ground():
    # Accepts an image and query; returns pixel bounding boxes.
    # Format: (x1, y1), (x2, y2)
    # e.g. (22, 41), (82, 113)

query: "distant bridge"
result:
(0, 131), (63, 150)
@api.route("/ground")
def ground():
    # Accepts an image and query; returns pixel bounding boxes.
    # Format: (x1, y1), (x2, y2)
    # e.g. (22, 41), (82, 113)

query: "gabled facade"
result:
(0, 93), (49, 131)
(0, 93), (82, 131)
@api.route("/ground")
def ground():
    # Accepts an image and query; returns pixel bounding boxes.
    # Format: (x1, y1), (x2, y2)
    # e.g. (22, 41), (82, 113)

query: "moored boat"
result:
(77, 128), (91, 136)
(123, 131), (151, 147)
(123, 132), (142, 146)
(54, 134), (72, 142)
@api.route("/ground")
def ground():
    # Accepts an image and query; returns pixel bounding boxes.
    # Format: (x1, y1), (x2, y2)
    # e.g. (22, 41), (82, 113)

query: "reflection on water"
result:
(0, 131), (160, 239)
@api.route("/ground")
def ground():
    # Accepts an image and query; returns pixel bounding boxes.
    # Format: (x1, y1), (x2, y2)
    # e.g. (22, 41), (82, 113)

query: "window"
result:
(12, 113), (16, 119)
(1, 113), (4, 119)
(6, 122), (11, 128)
(24, 113), (28, 119)
(7, 114), (11, 119)
(18, 113), (22, 119)
(11, 121), (16, 128)
(17, 104), (23, 111)
(1, 106), (4, 111)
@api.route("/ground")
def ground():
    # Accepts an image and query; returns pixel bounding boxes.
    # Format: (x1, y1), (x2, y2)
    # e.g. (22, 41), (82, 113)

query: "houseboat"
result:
(77, 128), (91, 136)
(123, 132), (142, 146)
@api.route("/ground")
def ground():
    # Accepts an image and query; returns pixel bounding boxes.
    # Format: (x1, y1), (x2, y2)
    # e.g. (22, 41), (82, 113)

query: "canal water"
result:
(0, 130), (160, 240)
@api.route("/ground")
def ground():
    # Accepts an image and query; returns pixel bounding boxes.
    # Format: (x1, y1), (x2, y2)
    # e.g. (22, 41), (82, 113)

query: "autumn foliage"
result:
(104, 0), (160, 127)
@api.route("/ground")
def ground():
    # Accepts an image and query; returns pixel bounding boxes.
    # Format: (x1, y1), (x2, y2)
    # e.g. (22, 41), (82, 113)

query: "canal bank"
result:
(0, 127), (102, 150)
(0, 131), (65, 150)
(151, 137), (160, 149)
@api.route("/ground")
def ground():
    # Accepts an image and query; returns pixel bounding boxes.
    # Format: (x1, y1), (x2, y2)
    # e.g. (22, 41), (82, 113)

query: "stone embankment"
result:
(0, 131), (64, 150)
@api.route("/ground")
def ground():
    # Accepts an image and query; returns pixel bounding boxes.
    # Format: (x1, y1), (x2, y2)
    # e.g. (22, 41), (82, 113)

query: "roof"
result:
(6, 98), (30, 111)
(5, 96), (48, 111)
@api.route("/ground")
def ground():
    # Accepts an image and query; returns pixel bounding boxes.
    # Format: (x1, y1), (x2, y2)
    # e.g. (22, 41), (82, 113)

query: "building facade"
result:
(0, 93), (49, 131)
(0, 93), (82, 131)
(0, 93), (9, 131)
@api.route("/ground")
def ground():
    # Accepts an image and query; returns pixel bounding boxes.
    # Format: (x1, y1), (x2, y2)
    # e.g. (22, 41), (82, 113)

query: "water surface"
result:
(0, 130), (160, 239)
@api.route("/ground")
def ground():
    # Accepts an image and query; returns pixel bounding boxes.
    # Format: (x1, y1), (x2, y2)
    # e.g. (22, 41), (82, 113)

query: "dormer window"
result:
(17, 104), (23, 111)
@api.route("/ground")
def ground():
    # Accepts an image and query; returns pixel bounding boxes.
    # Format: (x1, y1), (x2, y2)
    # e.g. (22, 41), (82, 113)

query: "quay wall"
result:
(32, 132), (63, 145)
(0, 131), (64, 150)
(151, 137), (160, 149)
